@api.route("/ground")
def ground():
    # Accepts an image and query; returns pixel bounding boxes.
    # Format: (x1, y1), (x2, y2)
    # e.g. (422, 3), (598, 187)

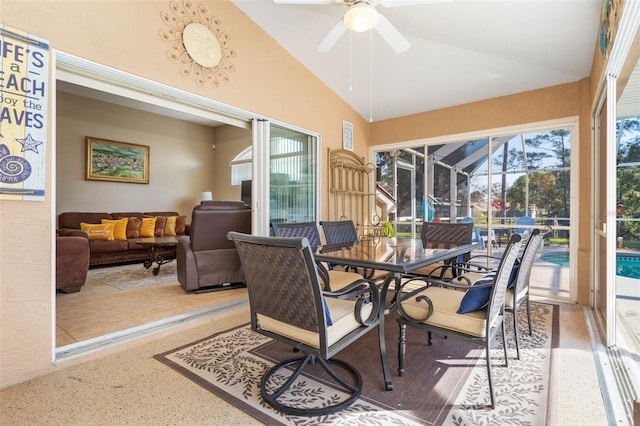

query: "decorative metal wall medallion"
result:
(598, 0), (623, 57)
(160, 1), (236, 87)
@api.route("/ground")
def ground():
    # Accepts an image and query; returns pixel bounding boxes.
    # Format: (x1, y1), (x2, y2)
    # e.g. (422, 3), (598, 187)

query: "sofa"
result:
(56, 235), (90, 293)
(57, 211), (189, 266)
(177, 201), (251, 292)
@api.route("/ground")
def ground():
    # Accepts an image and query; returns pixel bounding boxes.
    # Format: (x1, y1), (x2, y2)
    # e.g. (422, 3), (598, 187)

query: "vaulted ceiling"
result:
(232, 0), (603, 122)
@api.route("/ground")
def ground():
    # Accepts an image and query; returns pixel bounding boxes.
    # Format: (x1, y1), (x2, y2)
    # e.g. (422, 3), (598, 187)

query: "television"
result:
(241, 180), (252, 206)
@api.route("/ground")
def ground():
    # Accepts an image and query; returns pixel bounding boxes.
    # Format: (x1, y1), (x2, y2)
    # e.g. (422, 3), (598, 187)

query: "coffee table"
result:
(135, 236), (179, 275)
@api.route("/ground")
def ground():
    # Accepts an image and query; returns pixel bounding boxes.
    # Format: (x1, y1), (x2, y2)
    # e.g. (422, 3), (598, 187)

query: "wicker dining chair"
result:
(446, 228), (546, 360)
(319, 219), (359, 245)
(396, 234), (522, 409)
(410, 222), (474, 279)
(227, 231), (386, 416)
(504, 228), (544, 359)
(271, 221), (364, 292)
(319, 220), (386, 280)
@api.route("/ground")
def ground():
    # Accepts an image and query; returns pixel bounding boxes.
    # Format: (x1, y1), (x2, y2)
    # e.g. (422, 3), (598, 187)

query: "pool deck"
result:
(474, 244), (639, 374)
(616, 276), (640, 372)
(530, 246), (640, 377)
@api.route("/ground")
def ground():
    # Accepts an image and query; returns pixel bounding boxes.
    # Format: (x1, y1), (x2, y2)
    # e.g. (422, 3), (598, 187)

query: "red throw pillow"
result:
(175, 215), (187, 235)
(154, 216), (167, 237)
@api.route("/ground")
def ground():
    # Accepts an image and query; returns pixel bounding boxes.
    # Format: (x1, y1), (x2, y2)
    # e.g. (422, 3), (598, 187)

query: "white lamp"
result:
(201, 191), (213, 201)
(344, 3), (379, 33)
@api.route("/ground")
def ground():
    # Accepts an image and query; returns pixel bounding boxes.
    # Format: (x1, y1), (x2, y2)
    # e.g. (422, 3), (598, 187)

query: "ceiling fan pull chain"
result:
(349, 30), (353, 91)
(369, 30), (373, 122)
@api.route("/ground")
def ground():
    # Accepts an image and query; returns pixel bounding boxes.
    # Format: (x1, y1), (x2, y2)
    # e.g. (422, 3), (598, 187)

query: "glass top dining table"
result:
(314, 237), (479, 391)
(314, 237), (478, 275)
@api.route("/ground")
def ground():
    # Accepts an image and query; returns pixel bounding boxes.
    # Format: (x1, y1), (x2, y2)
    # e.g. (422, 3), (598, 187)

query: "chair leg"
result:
(525, 297), (533, 336)
(486, 344), (495, 409)
(261, 354), (363, 416)
(501, 321), (509, 368)
(512, 308), (521, 360)
(398, 323), (406, 376)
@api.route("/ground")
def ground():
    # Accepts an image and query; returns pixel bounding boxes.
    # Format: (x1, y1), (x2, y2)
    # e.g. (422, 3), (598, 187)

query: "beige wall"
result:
(57, 92), (218, 216)
(212, 125), (252, 202)
(0, 0), (364, 387)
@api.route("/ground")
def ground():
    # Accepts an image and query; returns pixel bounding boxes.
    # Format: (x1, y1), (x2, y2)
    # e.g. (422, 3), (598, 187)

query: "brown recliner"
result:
(56, 236), (90, 293)
(177, 201), (251, 292)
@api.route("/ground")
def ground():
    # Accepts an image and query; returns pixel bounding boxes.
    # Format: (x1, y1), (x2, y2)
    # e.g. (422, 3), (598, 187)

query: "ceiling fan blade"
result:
(317, 20), (347, 52)
(374, 13), (410, 53)
(378, 0), (452, 7)
(273, 0), (343, 4)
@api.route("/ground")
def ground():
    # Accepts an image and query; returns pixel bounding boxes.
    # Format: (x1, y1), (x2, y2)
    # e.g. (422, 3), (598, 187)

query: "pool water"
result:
(541, 254), (640, 279)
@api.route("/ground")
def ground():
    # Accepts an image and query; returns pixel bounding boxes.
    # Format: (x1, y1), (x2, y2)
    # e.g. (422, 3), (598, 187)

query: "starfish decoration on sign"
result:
(160, 0), (236, 88)
(16, 134), (43, 153)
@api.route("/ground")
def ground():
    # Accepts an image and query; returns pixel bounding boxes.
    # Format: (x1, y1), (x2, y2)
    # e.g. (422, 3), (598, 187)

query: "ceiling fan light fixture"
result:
(344, 3), (378, 32)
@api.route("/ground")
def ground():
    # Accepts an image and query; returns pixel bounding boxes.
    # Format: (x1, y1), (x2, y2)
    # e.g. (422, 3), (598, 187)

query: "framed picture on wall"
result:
(85, 137), (150, 184)
(342, 120), (353, 151)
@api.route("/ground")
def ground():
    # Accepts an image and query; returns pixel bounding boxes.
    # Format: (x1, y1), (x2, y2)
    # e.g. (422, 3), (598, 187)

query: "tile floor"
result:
(56, 266), (248, 347)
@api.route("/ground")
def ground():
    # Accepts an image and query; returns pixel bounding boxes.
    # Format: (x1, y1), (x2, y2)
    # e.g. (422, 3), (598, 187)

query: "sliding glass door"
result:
(269, 125), (317, 224)
(251, 120), (319, 235)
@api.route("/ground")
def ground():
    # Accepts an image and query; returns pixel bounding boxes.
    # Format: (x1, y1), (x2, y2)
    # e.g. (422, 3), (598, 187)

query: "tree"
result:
(616, 116), (640, 239)
(525, 130), (571, 218)
(507, 172), (565, 217)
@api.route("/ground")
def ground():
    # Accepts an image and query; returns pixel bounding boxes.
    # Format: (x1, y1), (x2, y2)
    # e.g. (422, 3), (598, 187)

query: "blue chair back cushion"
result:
(324, 299), (333, 326)
(507, 258), (520, 288)
(457, 273), (495, 314)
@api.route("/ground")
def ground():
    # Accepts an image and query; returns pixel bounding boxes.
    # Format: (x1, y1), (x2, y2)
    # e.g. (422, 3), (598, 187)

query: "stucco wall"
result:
(212, 125), (252, 202)
(0, 0), (365, 387)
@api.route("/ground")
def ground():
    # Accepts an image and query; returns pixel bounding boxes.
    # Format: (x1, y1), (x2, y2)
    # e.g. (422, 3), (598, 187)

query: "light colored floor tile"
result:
(55, 267), (247, 347)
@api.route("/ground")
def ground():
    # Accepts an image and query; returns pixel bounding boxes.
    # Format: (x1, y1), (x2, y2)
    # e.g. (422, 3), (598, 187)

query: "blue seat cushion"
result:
(457, 273), (495, 314)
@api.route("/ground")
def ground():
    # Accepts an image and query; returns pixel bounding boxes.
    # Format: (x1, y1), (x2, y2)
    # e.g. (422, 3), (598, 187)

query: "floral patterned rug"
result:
(155, 302), (557, 425)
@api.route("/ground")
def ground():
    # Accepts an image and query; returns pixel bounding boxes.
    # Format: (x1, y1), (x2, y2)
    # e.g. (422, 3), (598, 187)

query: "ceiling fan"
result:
(273, 0), (446, 54)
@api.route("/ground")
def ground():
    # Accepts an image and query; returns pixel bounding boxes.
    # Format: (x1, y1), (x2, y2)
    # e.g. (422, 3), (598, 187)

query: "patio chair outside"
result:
(228, 231), (385, 416)
(514, 215), (536, 238)
(461, 216), (485, 250)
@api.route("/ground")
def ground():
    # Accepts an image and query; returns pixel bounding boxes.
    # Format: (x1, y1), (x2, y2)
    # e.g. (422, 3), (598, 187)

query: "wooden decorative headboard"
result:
(327, 149), (387, 240)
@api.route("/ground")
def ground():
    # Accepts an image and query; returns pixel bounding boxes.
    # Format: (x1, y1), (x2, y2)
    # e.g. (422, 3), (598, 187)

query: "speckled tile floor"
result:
(0, 302), (611, 425)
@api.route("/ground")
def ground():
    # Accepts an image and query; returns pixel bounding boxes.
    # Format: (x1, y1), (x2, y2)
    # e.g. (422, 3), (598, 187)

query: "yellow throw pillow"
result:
(139, 217), (156, 238)
(101, 218), (128, 240)
(80, 222), (115, 240)
(164, 216), (178, 236)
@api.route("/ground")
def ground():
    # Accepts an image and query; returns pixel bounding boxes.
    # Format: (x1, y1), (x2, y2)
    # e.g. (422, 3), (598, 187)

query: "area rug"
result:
(87, 262), (178, 290)
(155, 302), (558, 425)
